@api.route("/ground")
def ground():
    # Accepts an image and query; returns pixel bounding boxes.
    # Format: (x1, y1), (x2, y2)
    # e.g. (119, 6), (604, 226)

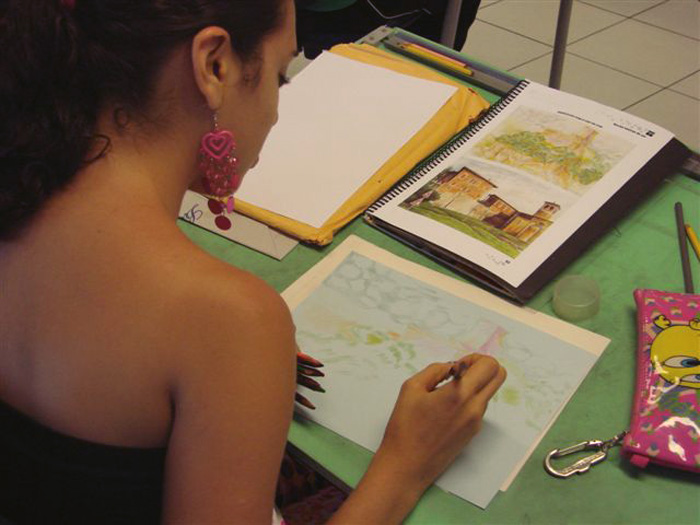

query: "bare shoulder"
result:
(157, 244), (296, 370)
(155, 244), (298, 521)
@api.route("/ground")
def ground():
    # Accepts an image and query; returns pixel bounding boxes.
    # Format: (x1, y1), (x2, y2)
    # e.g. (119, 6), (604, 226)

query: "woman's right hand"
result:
(375, 353), (506, 491)
(330, 354), (505, 524)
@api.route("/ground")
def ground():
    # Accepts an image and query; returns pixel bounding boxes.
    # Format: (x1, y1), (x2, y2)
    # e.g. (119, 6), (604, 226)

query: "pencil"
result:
(295, 392), (316, 410)
(685, 224), (700, 262)
(297, 352), (323, 368)
(404, 42), (472, 71)
(297, 365), (325, 378)
(400, 42), (473, 76)
(297, 375), (326, 393)
(674, 202), (694, 293)
(398, 33), (473, 68)
(448, 361), (468, 380)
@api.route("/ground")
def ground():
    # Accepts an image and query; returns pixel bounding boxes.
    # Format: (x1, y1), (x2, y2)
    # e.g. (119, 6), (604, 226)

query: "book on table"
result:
(365, 79), (691, 303)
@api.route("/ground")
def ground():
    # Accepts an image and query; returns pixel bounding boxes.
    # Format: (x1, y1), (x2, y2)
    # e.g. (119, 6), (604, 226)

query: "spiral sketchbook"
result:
(365, 80), (691, 303)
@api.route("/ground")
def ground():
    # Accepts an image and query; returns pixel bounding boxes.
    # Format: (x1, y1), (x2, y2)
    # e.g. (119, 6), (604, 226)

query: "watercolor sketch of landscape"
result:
(292, 251), (598, 507)
(400, 106), (634, 258)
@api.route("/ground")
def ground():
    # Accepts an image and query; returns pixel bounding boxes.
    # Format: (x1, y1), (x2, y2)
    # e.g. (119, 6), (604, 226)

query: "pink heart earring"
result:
(198, 112), (240, 214)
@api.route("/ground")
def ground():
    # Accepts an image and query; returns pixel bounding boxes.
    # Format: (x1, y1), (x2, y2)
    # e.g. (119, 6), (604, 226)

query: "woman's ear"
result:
(191, 26), (243, 110)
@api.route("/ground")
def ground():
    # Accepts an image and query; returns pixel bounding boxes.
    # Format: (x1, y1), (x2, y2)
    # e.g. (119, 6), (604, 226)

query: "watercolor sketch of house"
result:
(471, 194), (560, 244)
(402, 166), (560, 253)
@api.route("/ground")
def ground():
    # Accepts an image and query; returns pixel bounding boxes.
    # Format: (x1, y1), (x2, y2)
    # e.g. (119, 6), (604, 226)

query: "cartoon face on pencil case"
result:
(622, 289), (700, 473)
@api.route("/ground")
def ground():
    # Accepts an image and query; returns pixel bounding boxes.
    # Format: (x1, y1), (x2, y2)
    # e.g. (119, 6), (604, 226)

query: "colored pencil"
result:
(397, 32), (477, 67)
(297, 365), (325, 377)
(384, 34), (517, 96)
(449, 361), (468, 381)
(433, 361), (468, 391)
(399, 42), (473, 76)
(674, 202), (694, 293)
(297, 375), (326, 393)
(295, 392), (316, 410)
(685, 224), (700, 262)
(297, 352), (323, 368)
(404, 42), (472, 70)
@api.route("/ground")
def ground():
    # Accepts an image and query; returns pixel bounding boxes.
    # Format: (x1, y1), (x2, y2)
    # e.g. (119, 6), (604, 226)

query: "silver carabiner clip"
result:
(544, 432), (626, 479)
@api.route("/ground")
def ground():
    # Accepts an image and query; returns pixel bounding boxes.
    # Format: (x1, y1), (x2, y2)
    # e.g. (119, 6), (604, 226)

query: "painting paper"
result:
(283, 236), (608, 508)
(236, 52), (457, 228)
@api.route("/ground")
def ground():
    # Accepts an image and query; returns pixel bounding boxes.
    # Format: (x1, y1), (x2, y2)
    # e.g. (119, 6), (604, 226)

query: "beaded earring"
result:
(198, 113), (240, 214)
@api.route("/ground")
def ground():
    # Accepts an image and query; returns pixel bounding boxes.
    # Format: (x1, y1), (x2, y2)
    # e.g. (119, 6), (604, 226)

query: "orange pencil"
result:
(297, 351), (323, 368)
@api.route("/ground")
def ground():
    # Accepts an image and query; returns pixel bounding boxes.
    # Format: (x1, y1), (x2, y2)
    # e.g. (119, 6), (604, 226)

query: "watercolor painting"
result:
(398, 106), (634, 258)
(399, 103), (634, 259)
(400, 157), (579, 258)
(292, 251), (598, 507)
(471, 106), (634, 193)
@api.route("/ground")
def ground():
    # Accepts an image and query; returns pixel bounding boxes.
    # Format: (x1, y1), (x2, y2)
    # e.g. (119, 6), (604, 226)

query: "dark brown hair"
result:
(0, 0), (286, 239)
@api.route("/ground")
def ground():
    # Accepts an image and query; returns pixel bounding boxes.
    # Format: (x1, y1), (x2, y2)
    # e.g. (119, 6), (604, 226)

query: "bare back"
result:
(0, 174), (291, 449)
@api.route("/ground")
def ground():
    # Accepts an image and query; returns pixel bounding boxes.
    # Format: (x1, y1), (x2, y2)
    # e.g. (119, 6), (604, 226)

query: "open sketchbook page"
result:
(235, 52), (456, 228)
(370, 81), (675, 288)
(283, 236), (608, 509)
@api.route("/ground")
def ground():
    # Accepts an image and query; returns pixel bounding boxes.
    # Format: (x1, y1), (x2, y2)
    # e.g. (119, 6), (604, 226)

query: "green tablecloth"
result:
(179, 172), (699, 524)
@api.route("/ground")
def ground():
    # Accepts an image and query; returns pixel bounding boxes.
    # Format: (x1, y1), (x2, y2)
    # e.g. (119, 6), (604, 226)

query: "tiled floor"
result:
(462, 0), (700, 150)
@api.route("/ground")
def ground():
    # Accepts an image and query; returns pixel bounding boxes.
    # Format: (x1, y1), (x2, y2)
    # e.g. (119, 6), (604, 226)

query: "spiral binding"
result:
(367, 79), (530, 214)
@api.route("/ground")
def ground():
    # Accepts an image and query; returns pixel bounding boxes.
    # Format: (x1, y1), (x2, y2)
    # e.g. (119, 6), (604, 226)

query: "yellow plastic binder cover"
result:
(235, 43), (491, 245)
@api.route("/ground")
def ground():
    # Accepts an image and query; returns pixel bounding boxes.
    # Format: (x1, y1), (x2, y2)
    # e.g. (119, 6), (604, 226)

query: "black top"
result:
(0, 398), (167, 524)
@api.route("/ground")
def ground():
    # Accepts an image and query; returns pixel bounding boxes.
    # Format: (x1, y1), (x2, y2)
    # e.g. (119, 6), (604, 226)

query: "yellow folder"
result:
(235, 43), (491, 245)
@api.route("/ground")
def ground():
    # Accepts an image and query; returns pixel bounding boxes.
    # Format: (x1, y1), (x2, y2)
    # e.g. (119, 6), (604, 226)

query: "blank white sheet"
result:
(236, 52), (457, 228)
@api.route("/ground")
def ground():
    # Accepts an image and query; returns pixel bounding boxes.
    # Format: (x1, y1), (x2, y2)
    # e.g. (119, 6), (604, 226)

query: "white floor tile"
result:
(479, 0), (502, 8)
(579, 0), (666, 17)
(669, 72), (700, 99)
(568, 19), (700, 85)
(476, 0), (623, 45)
(461, 20), (551, 70)
(635, 0), (700, 40)
(510, 53), (661, 108)
(626, 90), (700, 150)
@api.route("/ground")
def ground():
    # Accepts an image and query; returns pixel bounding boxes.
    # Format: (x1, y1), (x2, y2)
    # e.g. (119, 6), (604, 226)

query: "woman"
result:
(0, 0), (505, 523)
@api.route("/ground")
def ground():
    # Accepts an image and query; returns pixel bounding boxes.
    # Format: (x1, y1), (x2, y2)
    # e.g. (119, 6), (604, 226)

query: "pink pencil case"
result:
(622, 289), (700, 473)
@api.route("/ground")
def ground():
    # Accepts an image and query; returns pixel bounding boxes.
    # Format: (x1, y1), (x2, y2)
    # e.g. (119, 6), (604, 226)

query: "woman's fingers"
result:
(454, 353), (482, 368)
(451, 354), (502, 399)
(375, 353), (507, 489)
(407, 362), (456, 392)
(473, 363), (507, 404)
(411, 354), (505, 398)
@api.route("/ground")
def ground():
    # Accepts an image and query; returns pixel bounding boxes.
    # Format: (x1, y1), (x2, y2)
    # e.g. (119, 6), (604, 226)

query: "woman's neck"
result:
(86, 112), (202, 219)
(82, 43), (210, 220)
